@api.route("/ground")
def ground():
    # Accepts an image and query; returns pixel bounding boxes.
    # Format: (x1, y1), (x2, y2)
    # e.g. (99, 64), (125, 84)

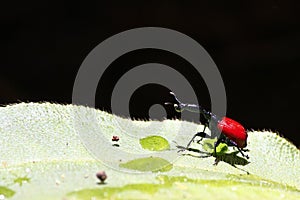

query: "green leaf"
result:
(0, 103), (299, 199)
(119, 157), (173, 172)
(139, 135), (170, 151)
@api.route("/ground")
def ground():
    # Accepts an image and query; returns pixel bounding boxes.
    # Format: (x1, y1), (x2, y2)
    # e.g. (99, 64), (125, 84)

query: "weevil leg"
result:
(212, 135), (228, 165)
(213, 136), (223, 156)
(227, 140), (249, 159)
(186, 124), (209, 147)
(178, 132), (205, 152)
(237, 147), (249, 159)
(196, 125), (208, 144)
(241, 148), (250, 152)
(187, 131), (207, 146)
(178, 125), (209, 153)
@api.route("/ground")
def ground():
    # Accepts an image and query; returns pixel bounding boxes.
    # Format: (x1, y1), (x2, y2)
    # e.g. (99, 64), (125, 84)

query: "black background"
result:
(1, 1), (300, 147)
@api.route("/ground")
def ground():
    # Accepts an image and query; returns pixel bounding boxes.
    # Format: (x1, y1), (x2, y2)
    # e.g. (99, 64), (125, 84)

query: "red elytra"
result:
(217, 117), (248, 148)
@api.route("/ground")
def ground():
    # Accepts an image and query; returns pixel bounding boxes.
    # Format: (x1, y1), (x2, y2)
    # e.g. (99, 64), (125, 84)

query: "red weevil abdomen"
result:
(217, 117), (248, 148)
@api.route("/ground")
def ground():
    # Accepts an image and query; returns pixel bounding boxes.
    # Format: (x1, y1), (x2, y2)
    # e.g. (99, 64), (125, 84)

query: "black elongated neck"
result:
(176, 103), (213, 121)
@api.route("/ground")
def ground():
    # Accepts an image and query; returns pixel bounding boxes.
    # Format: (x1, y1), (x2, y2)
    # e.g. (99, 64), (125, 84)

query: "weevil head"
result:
(164, 102), (184, 112)
(174, 103), (184, 112)
(165, 91), (185, 113)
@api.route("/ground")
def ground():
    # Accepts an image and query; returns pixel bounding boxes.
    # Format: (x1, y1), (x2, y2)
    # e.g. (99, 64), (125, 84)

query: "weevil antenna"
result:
(164, 92), (185, 112)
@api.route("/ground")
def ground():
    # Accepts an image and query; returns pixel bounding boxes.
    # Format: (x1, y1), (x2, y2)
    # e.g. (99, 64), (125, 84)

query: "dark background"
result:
(1, 1), (300, 147)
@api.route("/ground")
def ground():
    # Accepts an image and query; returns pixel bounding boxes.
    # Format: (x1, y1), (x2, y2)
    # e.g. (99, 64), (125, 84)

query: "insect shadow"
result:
(175, 142), (250, 174)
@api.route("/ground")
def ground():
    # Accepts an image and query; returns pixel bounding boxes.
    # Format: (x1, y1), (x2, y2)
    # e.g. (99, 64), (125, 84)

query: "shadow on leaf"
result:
(176, 145), (250, 174)
(214, 151), (250, 166)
